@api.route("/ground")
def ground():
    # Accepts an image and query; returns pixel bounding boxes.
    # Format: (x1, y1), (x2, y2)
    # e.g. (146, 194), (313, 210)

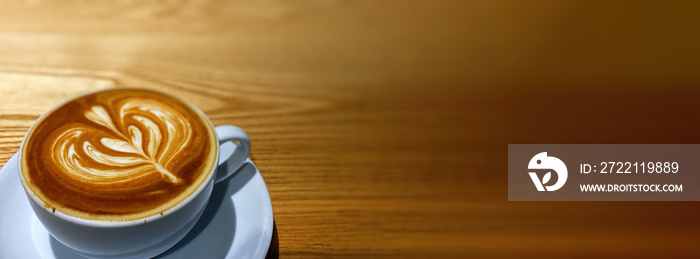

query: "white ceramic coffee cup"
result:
(17, 89), (251, 259)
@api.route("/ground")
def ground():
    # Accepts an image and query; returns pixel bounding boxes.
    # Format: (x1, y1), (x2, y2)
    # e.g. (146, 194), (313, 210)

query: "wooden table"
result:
(1, 1), (700, 258)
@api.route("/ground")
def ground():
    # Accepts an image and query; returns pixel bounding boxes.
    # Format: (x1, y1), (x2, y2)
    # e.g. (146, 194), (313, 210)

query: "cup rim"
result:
(17, 87), (220, 228)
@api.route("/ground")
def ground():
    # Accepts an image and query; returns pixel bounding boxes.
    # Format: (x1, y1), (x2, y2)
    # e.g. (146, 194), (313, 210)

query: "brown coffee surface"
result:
(20, 89), (217, 221)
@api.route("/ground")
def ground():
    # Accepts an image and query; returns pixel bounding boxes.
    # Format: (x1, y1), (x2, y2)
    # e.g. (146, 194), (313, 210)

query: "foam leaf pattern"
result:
(51, 100), (192, 184)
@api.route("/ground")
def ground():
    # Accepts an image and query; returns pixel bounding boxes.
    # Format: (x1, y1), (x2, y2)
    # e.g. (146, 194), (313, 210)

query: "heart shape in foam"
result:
(51, 99), (192, 186)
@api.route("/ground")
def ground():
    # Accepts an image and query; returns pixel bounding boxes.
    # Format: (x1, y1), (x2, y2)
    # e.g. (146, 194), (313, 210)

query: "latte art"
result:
(53, 101), (191, 185)
(20, 89), (217, 221)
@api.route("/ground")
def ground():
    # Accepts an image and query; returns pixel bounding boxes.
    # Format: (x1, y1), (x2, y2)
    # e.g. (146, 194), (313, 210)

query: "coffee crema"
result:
(20, 89), (217, 221)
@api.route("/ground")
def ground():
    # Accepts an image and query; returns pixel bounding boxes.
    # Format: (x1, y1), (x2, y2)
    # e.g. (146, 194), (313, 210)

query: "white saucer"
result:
(0, 143), (274, 259)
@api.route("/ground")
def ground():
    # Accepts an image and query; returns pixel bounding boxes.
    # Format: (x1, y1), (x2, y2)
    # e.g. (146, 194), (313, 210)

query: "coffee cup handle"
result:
(214, 125), (252, 183)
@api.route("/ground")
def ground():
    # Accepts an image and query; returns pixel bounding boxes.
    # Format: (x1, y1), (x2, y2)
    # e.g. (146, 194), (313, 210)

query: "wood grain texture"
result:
(0, 1), (700, 258)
